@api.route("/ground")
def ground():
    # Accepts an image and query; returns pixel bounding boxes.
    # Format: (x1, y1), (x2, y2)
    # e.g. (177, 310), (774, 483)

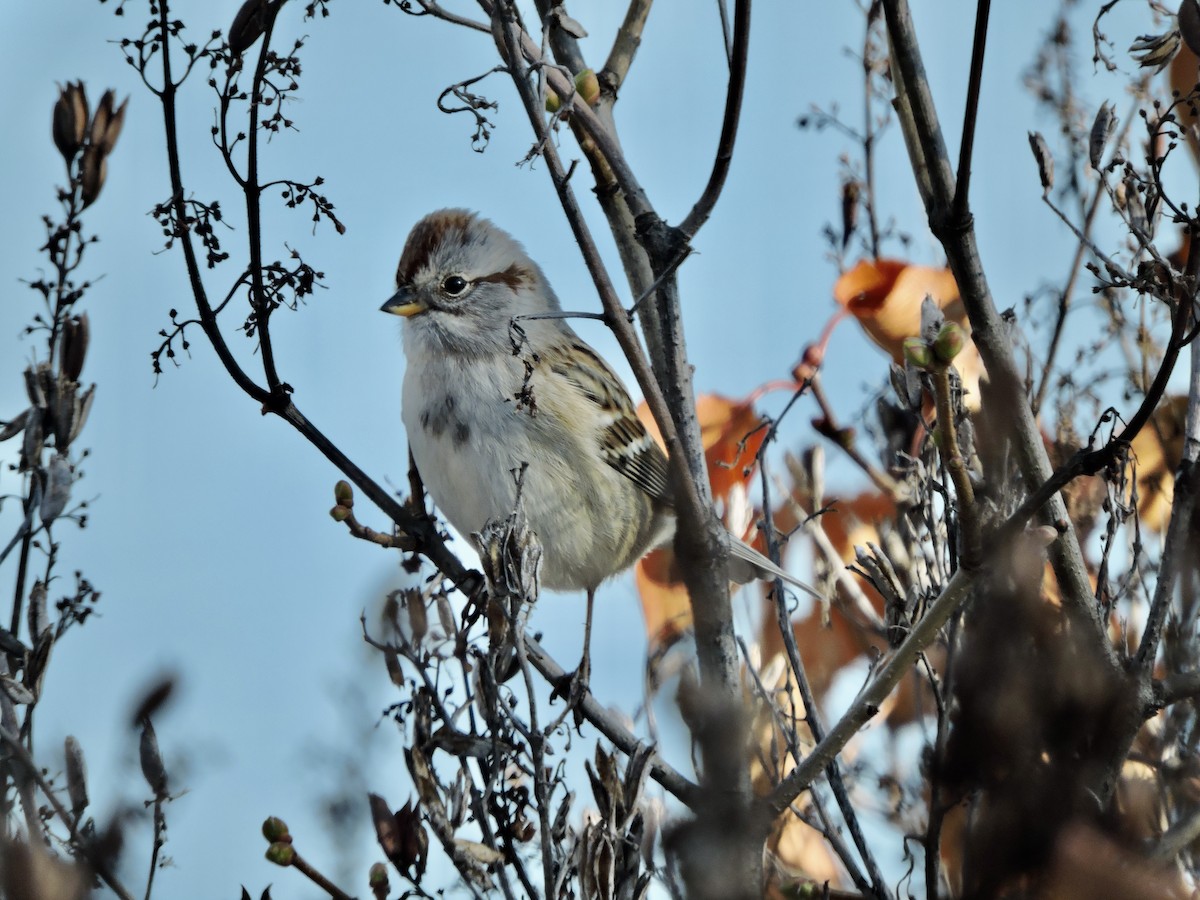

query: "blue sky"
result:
(0, 0), (1170, 896)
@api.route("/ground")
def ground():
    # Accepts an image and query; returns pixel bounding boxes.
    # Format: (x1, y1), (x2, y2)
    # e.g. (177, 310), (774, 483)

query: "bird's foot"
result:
(552, 654), (591, 711)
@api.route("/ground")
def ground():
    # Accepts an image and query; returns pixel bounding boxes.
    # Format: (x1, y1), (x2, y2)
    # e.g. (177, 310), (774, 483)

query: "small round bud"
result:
(265, 842), (295, 866)
(902, 337), (933, 370)
(262, 816), (291, 843)
(544, 88), (561, 113)
(368, 862), (390, 888)
(574, 69), (600, 106)
(330, 505), (351, 522)
(932, 322), (967, 363)
(334, 480), (354, 507)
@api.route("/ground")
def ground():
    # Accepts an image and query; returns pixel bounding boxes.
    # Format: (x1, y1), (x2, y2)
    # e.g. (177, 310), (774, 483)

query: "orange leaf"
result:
(1130, 395), (1187, 533)
(835, 259), (986, 410)
(834, 259), (962, 361)
(634, 548), (692, 652)
(636, 394), (767, 503)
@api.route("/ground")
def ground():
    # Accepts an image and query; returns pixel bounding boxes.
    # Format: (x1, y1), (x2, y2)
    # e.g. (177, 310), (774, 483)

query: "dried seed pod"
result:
(229, 0), (272, 57)
(89, 90), (115, 150)
(20, 407), (44, 471)
(97, 96), (127, 157)
(1129, 30), (1181, 71)
(64, 736), (89, 821)
(80, 145), (107, 209)
(52, 381), (77, 449)
(69, 386), (95, 446)
(24, 366), (46, 408)
(0, 675), (35, 706)
(40, 453), (73, 525)
(840, 178), (860, 250)
(52, 81), (88, 164)
(27, 581), (50, 642)
(139, 718), (169, 798)
(1028, 131), (1054, 194)
(405, 590), (428, 643)
(61, 313), (90, 383)
(0, 409), (30, 443)
(1089, 102), (1116, 171)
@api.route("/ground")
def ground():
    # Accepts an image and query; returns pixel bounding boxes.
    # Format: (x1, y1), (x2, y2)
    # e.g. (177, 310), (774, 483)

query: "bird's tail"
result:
(727, 536), (824, 601)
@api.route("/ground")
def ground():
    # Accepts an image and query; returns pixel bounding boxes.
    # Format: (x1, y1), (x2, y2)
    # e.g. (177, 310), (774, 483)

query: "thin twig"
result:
(522, 636), (701, 805)
(679, 0), (751, 238)
(951, 0), (992, 225)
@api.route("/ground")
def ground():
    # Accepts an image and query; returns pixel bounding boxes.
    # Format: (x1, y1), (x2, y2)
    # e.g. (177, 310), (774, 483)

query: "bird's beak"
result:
(381, 287), (427, 318)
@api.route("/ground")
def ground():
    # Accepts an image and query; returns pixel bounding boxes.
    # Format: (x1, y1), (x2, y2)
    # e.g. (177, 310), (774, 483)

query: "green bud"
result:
(265, 842), (295, 866)
(932, 322), (967, 363)
(330, 505), (351, 522)
(902, 337), (933, 370)
(368, 862), (390, 888)
(262, 816), (291, 843)
(574, 69), (600, 106)
(334, 480), (354, 508)
(544, 88), (561, 113)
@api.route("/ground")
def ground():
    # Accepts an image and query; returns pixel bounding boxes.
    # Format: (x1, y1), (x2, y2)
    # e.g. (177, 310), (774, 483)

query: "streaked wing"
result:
(543, 340), (672, 503)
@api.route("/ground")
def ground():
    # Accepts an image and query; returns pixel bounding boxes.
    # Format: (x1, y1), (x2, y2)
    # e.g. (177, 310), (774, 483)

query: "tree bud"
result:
(265, 842), (295, 866)
(932, 321), (967, 363)
(574, 69), (600, 106)
(262, 816), (291, 842)
(902, 337), (933, 370)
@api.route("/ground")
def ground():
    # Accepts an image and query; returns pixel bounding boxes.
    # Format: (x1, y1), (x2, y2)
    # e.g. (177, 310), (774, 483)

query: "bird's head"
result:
(382, 209), (560, 356)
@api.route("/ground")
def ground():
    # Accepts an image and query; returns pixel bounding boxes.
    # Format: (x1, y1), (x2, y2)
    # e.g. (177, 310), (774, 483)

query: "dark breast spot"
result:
(453, 421), (471, 446)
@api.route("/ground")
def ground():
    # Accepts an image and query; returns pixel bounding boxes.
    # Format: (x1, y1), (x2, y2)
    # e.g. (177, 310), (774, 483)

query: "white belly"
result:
(401, 356), (662, 591)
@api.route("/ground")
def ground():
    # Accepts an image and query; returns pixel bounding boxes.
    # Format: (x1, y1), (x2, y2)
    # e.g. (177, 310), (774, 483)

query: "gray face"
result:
(384, 209), (553, 357)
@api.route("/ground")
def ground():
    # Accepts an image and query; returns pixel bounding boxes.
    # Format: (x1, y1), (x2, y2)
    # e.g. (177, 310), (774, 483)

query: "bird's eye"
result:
(441, 275), (469, 297)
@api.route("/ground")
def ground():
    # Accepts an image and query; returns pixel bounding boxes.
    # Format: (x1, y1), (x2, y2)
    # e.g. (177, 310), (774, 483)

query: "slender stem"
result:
(951, 0), (991, 225)
(1032, 173), (1106, 415)
(289, 849), (355, 900)
(931, 364), (980, 567)
(244, 3), (286, 396)
(144, 797), (165, 900)
(679, 0), (750, 238)
(521, 635), (700, 804)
